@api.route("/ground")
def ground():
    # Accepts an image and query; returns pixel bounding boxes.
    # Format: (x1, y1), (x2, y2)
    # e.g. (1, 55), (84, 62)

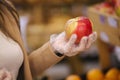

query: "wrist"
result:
(50, 42), (64, 57)
(54, 50), (64, 57)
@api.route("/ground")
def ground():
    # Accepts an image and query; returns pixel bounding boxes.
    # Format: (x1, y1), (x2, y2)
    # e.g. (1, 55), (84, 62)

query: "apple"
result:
(65, 17), (93, 44)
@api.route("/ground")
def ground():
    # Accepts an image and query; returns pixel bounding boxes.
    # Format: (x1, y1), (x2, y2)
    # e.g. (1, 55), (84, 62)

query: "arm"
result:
(29, 31), (97, 78)
(29, 42), (64, 77)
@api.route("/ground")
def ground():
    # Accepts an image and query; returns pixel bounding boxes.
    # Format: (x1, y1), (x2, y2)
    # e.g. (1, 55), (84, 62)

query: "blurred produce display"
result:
(88, 0), (120, 70)
(93, 0), (120, 17)
(65, 68), (120, 80)
(94, 2), (115, 14)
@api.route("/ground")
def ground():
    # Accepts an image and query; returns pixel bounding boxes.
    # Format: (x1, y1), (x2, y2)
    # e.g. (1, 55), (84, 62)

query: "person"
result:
(0, 0), (97, 80)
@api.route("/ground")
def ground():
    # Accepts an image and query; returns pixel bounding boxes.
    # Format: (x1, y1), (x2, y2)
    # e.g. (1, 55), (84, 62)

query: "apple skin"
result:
(65, 17), (93, 44)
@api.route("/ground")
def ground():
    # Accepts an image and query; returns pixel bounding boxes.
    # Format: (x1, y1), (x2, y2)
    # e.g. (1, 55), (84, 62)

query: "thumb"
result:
(66, 34), (77, 47)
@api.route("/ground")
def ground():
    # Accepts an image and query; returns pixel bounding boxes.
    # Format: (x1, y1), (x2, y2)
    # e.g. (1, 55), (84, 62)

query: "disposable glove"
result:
(50, 31), (97, 57)
(0, 68), (12, 80)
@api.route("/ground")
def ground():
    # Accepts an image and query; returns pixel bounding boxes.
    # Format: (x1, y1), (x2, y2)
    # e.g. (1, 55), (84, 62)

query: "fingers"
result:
(91, 32), (97, 41)
(68, 32), (97, 56)
(66, 36), (88, 56)
(66, 34), (77, 48)
(64, 34), (77, 53)
(57, 31), (97, 57)
(86, 32), (97, 48)
(73, 36), (88, 53)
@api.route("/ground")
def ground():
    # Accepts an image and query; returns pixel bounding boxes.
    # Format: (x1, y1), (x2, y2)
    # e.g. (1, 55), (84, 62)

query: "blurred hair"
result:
(0, 1), (25, 79)
(0, 0), (20, 37)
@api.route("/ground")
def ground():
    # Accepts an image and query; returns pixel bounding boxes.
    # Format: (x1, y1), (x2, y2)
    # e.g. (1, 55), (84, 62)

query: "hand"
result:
(0, 68), (12, 80)
(50, 32), (97, 57)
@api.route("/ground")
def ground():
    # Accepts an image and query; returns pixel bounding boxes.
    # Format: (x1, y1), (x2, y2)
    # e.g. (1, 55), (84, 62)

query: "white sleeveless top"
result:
(0, 31), (23, 80)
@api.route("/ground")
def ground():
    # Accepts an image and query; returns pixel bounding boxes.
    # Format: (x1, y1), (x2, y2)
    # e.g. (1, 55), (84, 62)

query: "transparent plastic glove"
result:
(50, 31), (97, 57)
(0, 68), (12, 80)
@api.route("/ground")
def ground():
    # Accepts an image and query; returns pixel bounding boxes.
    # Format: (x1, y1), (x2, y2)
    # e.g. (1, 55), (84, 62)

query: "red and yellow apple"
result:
(65, 17), (93, 44)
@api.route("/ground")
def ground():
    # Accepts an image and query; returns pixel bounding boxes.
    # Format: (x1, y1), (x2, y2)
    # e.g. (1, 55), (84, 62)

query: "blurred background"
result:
(10, 0), (120, 80)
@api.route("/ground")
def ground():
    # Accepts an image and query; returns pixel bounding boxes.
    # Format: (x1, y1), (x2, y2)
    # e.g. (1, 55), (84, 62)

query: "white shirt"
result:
(0, 31), (23, 80)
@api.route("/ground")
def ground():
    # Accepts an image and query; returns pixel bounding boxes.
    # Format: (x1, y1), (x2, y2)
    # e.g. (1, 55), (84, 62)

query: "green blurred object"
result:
(116, 7), (120, 17)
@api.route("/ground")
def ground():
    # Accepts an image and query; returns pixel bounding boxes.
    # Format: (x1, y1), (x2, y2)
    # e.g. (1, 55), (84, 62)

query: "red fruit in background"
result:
(101, 2), (112, 7)
(95, 2), (114, 14)
(111, 0), (116, 6)
(107, 0), (116, 7)
(65, 17), (93, 44)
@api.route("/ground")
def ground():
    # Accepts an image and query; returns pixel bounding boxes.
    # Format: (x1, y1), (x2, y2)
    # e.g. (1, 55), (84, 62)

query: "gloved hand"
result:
(0, 68), (12, 80)
(50, 31), (97, 57)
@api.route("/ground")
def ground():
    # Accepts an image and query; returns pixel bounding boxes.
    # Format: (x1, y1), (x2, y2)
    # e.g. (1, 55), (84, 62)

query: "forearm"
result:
(29, 42), (64, 77)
